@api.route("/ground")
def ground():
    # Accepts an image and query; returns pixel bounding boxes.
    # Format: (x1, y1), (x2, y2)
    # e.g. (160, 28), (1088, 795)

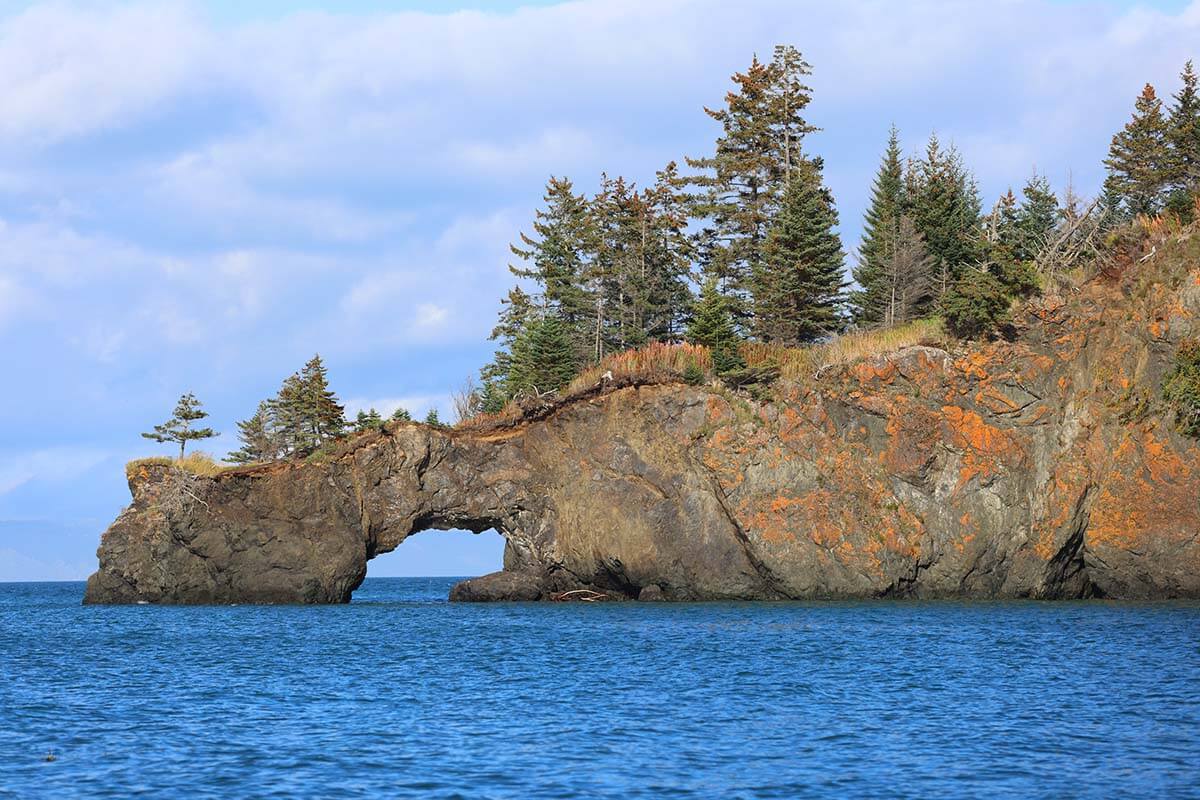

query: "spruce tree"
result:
(353, 408), (384, 433)
(590, 173), (645, 359)
(753, 160), (846, 344)
(391, 407), (412, 422)
(226, 401), (277, 464)
(1013, 174), (1059, 262)
(688, 278), (743, 374)
(269, 355), (346, 456)
(983, 188), (1038, 299)
(509, 177), (596, 363)
(298, 355), (346, 443)
(942, 268), (1011, 339)
(905, 134), (983, 307)
(1104, 83), (1171, 218)
(142, 392), (218, 459)
(480, 286), (535, 400)
(853, 125), (905, 326)
(1167, 60), (1200, 215)
(506, 315), (578, 397)
(686, 46), (817, 327)
(642, 163), (695, 341)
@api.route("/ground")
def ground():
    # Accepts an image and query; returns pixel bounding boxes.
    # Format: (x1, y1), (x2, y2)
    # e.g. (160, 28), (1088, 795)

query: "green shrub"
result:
(682, 360), (706, 386)
(1163, 339), (1200, 437)
(942, 269), (1012, 339)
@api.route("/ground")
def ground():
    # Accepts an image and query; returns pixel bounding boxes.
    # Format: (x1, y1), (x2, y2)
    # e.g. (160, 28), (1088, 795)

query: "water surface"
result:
(2, 579), (1198, 798)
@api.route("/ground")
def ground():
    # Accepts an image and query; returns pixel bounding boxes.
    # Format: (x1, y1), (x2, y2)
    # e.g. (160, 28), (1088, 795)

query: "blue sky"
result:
(1, 0), (1198, 581)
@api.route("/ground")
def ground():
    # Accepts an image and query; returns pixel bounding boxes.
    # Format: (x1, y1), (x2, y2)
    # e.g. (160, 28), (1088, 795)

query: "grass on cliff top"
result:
(459, 317), (947, 430)
(125, 452), (228, 480)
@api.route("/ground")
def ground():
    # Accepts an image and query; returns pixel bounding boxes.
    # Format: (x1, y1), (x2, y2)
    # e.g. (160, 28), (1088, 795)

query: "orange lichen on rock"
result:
(941, 405), (1026, 489)
(1089, 430), (1200, 555)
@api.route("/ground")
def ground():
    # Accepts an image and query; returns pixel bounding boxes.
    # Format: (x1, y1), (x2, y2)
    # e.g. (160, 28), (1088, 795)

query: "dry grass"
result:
(740, 318), (947, 380)
(125, 451), (227, 480)
(457, 320), (948, 430)
(565, 341), (712, 396)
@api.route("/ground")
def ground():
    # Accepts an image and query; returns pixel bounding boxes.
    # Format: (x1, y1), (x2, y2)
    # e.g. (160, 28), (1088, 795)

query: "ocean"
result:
(2, 579), (1198, 798)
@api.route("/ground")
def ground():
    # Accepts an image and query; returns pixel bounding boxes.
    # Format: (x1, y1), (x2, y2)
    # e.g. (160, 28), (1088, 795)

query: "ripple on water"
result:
(0, 581), (1198, 798)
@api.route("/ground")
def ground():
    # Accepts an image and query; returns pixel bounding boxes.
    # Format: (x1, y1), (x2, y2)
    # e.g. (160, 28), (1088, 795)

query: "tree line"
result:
(142, 355), (446, 462)
(143, 53), (1200, 460)
(471, 52), (1200, 412)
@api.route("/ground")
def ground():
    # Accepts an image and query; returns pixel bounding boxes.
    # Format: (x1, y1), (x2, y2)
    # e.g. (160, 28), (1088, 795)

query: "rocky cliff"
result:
(84, 244), (1200, 604)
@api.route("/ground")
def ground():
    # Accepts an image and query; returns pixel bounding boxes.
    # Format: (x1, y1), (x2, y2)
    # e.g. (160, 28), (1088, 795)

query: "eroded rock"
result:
(84, 270), (1200, 604)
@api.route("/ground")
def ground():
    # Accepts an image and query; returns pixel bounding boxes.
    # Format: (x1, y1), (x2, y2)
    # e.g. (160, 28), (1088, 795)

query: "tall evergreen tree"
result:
(589, 168), (696, 357)
(1167, 60), (1200, 213)
(686, 46), (817, 326)
(298, 355), (346, 442)
(506, 315), (578, 398)
(753, 160), (846, 344)
(905, 134), (983, 307)
(142, 392), (217, 459)
(853, 125), (905, 327)
(509, 176), (596, 361)
(1104, 83), (1171, 218)
(641, 163), (695, 341)
(590, 173), (647, 359)
(226, 401), (278, 464)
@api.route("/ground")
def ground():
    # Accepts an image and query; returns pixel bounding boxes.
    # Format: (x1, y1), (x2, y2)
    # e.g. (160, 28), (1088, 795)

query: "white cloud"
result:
(0, 3), (210, 144)
(0, 447), (110, 495)
(413, 302), (448, 331)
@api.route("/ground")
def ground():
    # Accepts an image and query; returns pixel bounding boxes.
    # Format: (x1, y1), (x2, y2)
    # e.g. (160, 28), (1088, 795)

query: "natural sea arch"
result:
(363, 527), (506, 582)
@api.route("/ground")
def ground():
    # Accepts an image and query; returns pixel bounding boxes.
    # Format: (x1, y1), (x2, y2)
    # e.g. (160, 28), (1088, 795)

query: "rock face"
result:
(85, 265), (1200, 604)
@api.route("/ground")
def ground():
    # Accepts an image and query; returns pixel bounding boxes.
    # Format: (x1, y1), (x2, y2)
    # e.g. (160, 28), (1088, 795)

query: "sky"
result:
(1, 0), (1198, 582)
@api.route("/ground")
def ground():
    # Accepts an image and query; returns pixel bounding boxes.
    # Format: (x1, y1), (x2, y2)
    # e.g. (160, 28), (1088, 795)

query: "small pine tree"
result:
(424, 409), (443, 427)
(1104, 83), (1171, 218)
(391, 407), (412, 422)
(506, 315), (578, 397)
(353, 408), (384, 433)
(477, 380), (508, 414)
(753, 159), (846, 344)
(269, 355), (347, 456)
(226, 401), (277, 464)
(941, 269), (1011, 339)
(142, 392), (218, 459)
(1013, 173), (1059, 263)
(688, 277), (744, 374)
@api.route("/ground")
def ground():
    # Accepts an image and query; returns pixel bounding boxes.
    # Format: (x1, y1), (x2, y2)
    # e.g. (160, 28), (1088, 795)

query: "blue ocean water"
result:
(1, 579), (1199, 798)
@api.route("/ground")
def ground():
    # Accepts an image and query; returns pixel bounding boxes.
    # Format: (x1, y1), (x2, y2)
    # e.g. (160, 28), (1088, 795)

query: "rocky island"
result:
(84, 228), (1200, 604)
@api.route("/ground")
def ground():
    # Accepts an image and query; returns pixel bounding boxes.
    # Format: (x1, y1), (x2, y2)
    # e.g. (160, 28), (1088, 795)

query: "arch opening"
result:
(353, 527), (507, 601)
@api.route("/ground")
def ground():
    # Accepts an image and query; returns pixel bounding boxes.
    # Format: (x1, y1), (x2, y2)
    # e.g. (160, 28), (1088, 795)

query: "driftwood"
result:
(549, 589), (611, 602)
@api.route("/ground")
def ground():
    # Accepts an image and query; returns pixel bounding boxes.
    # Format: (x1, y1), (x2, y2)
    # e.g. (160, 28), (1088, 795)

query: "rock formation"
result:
(84, 254), (1200, 604)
